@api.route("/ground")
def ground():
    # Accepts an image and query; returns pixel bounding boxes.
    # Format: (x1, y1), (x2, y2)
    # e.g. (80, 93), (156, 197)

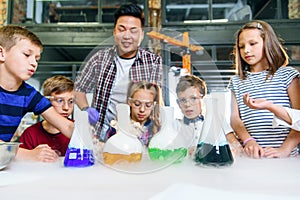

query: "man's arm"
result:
(74, 91), (89, 110)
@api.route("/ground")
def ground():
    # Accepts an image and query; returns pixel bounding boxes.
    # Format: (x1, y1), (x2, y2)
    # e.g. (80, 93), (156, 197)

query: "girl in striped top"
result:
(228, 20), (300, 158)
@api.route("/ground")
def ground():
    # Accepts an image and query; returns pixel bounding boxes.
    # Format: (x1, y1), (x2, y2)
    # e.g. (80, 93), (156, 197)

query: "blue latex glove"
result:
(86, 107), (100, 125)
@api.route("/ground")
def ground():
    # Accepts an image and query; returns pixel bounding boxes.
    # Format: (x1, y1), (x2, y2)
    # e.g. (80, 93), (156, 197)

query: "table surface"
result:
(1, 155), (300, 200)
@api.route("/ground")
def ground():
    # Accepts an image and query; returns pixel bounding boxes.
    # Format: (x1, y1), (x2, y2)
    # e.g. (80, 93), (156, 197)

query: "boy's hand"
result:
(33, 144), (59, 162)
(86, 107), (100, 125)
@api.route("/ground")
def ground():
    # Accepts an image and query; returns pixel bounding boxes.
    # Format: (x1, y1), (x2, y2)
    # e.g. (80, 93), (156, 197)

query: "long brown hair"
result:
(232, 20), (289, 80)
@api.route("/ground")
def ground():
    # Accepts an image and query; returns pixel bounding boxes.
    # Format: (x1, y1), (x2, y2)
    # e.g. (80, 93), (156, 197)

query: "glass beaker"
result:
(148, 106), (188, 162)
(194, 91), (234, 167)
(102, 104), (143, 165)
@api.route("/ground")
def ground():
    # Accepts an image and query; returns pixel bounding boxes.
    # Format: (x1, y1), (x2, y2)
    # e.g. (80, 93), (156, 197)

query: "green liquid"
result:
(148, 147), (187, 161)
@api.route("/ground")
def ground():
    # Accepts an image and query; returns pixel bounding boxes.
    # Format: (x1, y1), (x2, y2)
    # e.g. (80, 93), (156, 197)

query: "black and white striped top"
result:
(228, 66), (300, 156)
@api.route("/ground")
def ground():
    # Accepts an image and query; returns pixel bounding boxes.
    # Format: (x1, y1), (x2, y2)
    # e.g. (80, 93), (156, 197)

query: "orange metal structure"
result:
(147, 31), (203, 74)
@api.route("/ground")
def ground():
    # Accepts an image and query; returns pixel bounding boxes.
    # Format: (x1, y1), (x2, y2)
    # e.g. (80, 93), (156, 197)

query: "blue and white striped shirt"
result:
(228, 66), (300, 155)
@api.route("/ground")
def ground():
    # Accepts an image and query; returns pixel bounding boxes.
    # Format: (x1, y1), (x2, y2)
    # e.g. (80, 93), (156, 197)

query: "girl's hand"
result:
(263, 147), (290, 158)
(243, 140), (264, 158)
(243, 93), (272, 110)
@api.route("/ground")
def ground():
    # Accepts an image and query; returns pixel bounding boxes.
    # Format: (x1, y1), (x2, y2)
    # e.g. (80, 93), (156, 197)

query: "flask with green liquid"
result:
(148, 106), (188, 162)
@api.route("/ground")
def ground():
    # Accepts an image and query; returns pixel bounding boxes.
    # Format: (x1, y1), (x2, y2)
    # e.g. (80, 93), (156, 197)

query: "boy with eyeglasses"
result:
(17, 75), (74, 162)
(176, 75), (242, 158)
(176, 75), (207, 157)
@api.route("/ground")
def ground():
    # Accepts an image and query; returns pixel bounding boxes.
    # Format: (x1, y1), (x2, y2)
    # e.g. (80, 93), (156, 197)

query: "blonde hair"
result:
(43, 75), (74, 96)
(0, 25), (42, 51)
(233, 20), (289, 80)
(127, 80), (163, 134)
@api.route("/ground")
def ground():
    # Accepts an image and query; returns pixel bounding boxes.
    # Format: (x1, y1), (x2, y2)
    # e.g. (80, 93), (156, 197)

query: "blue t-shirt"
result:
(0, 82), (51, 142)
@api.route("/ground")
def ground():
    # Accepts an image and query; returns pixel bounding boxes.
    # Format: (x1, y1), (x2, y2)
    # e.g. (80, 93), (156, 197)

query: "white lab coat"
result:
(273, 107), (300, 131)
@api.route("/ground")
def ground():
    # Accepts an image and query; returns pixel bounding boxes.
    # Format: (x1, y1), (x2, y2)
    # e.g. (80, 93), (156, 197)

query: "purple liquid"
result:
(64, 147), (94, 167)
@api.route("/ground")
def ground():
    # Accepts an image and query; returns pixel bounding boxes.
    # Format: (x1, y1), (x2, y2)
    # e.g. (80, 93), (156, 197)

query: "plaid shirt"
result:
(75, 46), (162, 140)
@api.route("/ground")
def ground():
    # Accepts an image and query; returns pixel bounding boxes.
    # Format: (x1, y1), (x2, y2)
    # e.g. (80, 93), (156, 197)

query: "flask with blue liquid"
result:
(64, 111), (94, 167)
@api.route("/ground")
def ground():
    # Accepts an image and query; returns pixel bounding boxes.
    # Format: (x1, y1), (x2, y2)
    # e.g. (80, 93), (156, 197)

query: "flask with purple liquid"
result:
(64, 111), (94, 167)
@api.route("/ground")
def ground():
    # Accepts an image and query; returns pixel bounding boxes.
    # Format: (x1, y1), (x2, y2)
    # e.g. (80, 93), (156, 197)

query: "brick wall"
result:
(0, 0), (6, 25)
(289, 0), (300, 19)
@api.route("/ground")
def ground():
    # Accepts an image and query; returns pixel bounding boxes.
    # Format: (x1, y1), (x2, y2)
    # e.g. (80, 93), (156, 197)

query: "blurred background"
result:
(2, 0), (300, 133)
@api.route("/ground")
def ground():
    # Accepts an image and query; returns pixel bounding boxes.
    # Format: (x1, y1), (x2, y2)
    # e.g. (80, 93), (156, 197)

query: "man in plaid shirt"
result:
(75, 4), (162, 141)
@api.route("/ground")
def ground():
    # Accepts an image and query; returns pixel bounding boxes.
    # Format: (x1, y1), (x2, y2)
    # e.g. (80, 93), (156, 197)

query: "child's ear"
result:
(0, 46), (5, 62)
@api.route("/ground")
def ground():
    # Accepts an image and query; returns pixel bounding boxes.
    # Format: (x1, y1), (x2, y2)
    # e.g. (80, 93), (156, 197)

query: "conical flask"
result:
(194, 93), (233, 167)
(148, 106), (188, 162)
(64, 111), (94, 167)
(102, 104), (143, 165)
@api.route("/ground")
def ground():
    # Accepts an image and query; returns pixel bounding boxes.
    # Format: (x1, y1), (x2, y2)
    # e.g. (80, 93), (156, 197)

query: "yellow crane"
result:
(147, 31), (204, 74)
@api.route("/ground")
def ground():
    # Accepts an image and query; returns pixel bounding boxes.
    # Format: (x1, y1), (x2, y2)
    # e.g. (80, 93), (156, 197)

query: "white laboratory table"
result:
(1, 156), (300, 200)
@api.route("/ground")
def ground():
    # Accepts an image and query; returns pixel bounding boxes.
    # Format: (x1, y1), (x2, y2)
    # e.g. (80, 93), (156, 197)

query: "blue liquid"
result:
(64, 147), (94, 167)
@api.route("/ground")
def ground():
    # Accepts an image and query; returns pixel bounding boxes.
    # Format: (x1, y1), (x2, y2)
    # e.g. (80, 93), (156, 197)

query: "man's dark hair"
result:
(114, 4), (145, 27)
